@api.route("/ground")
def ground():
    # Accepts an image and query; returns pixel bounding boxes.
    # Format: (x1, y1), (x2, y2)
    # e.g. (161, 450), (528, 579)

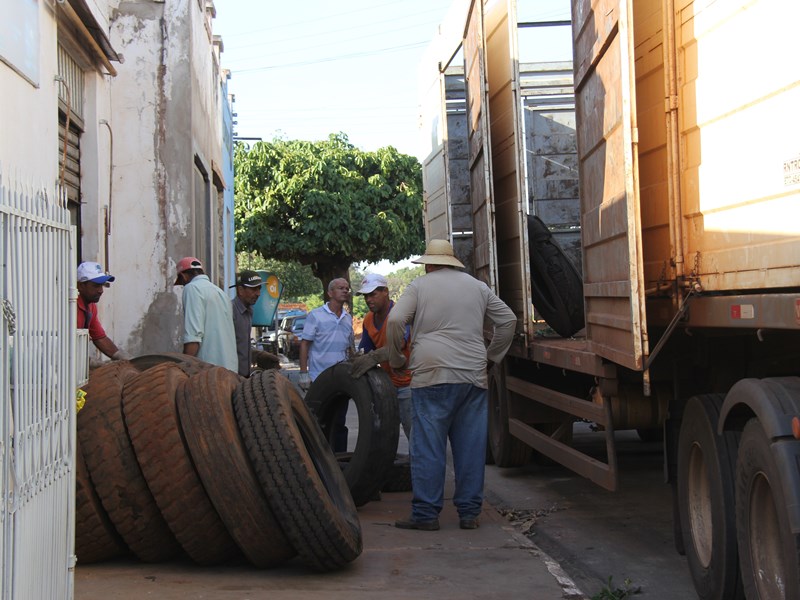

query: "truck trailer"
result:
(418, 0), (800, 598)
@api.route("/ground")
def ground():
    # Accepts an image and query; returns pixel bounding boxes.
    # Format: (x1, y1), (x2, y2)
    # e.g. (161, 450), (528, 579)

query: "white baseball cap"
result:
(77, 262), (115, 284)
(356, 273), (388, 295)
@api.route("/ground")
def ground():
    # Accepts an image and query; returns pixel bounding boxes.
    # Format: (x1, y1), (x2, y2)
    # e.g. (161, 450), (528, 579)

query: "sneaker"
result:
(395, 518), (440, 531)
(459, 518), (479, 530)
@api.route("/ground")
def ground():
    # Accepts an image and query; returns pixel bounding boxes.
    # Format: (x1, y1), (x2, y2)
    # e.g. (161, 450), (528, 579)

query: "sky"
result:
(213, 0), (572, 273)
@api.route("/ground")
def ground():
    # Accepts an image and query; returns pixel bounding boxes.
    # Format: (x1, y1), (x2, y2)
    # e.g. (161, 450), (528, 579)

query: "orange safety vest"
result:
(362, 309), (412, 389)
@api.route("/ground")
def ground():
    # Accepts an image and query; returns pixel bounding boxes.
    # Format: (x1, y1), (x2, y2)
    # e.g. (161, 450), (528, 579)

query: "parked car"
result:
(277, 314), (306, 359)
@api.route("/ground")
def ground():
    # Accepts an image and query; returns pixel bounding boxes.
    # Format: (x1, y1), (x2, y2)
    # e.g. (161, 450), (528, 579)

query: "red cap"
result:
(174, 257), (203, 285)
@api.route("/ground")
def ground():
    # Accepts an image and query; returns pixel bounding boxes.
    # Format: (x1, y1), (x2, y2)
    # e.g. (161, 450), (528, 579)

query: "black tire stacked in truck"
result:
(304, 363), (400, 506)
(527, 215), (585, 338)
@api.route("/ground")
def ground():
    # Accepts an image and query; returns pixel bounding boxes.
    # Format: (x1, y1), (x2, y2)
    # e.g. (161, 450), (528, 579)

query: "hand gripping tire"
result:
(528, 215), (585, 337)
(74, 438), (127, 563)
(77, 361), (180, 562)
(304, 363), (400, 506)
(122, 362), (238, 565)
(176, 366), (295, 568)
(233, 370), (363, 571)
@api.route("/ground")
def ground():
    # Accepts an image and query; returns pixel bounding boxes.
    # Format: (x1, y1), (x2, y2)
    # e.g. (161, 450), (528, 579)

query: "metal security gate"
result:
(0, 168), (76, 599)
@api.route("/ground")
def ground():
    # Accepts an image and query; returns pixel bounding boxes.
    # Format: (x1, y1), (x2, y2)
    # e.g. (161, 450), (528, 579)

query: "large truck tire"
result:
(122, 362), (238, 565)
(677, 394), (743, 600)
(233, 370), (363, 571)
(74, 439), (127, 564)
(78, 361), (180, 562)
(381, 454), (412, 493)
(129, 352), (209, 373)
(488, 364), (532, 467)
(736, 418), (800, 600)
(176, 366), (295, 568)
(527, 215), (585, 337)
(304, 363), (400, 506)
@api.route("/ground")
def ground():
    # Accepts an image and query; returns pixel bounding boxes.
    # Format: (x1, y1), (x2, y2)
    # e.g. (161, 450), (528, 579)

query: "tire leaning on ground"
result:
(78, 361), (181, 562)
(122, 362), (239, 565)
(677, 394), (744, 600)
(527, 214), (585, 337)
(176, 366), (295, 568)
(736, 418), (800, 600)
(74, 438), (127, 564)
(304, 363), (400, 506)
(233, 370), (363, 571)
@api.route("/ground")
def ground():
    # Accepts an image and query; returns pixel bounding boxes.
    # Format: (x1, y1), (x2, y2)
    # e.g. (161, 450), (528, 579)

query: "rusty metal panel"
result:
(464, 0), (497, 290)
(484, 0), (529, 337)
(673, 0), (800, 292)
(572, 0), (648, 371)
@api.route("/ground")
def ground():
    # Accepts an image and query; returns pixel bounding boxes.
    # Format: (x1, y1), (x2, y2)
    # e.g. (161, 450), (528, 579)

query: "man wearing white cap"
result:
(386, 239), (516, 531)
(351, 273), (413, 441)
(76, 261), (131, 361)
(174, 256), (238, 372)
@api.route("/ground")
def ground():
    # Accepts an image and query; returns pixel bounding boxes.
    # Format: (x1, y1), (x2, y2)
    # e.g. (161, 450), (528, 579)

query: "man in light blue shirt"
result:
(299, 278), (354, 382)
(174, 256), (238, 372)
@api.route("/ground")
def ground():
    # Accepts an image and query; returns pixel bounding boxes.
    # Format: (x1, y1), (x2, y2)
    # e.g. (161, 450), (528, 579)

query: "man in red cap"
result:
(174, 257), (237, 371)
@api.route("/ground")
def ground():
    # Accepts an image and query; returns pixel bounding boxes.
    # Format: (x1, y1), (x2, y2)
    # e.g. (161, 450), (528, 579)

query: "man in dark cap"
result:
(230, 269), (280, 376)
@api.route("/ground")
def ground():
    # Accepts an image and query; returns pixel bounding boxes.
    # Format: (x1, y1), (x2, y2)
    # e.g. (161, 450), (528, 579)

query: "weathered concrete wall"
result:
(109, 0), (226, 355)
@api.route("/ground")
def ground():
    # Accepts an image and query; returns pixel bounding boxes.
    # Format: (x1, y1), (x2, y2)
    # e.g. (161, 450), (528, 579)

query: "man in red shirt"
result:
(76, 262), (130, 360)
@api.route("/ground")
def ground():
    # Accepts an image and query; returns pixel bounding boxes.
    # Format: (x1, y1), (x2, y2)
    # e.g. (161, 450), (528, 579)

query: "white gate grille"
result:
(0, 168), (75, 600)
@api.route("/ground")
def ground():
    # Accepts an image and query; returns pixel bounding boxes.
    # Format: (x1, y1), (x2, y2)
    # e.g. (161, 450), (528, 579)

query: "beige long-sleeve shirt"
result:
(386, 267), (517, 389)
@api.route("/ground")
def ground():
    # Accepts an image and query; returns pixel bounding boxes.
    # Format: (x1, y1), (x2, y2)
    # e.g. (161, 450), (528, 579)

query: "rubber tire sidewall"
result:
(677, 394), (743, 600)
(736, 418), (800, 600)
(304, 363), (400, 506)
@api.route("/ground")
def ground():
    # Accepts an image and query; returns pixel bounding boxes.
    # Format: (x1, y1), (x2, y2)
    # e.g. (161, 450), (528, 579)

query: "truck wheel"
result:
(233, 370), (363, 571)
(736, 418), (800, 600)
(177, 367), (295, 568)
(488, 364), (532, 467)
(122, 363), (238, 565)
(78, 361), (181, 562)
(677, 394), (743, 600)
(304, 363), (400, 506)
(74, 438), (127, 563)
(527, 215), (585, 337)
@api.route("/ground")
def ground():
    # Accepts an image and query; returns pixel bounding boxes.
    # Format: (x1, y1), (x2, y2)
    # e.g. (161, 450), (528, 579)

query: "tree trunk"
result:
(311, 259), (352, 303)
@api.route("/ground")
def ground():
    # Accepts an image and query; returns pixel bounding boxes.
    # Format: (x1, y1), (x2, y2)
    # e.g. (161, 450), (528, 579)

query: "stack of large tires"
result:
(75, 354), (362, 570)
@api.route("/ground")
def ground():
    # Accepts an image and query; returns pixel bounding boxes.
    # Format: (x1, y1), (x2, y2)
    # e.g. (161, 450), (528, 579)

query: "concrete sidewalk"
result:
(74, 487), (583, 599)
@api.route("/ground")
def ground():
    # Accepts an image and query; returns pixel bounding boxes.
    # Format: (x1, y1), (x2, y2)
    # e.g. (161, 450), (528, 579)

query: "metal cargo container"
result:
(419, 0), (800, 598)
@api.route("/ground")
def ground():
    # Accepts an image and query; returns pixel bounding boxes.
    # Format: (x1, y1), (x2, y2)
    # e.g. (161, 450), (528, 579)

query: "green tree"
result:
(234, 134), (425, 296)
(237, 252), (321, 300)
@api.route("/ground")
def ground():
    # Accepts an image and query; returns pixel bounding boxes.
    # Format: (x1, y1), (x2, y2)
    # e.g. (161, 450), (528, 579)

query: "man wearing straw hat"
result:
(386, 239), (516, 531)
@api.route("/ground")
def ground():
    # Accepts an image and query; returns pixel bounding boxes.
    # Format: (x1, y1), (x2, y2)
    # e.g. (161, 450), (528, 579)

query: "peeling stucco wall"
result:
(109, 0), (227, 355)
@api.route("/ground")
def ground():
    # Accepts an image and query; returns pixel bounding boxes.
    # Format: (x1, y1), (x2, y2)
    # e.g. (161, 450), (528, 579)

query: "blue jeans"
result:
(409, 383), (488, 522)
(396, 386), (412, 441)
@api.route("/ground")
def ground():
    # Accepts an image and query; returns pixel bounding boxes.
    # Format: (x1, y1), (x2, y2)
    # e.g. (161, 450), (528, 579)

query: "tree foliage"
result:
(234, 134), (425, 294)
(237, 252), (321, 300)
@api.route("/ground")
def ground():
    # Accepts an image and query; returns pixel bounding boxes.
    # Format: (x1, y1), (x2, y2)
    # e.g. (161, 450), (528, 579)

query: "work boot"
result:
(395, 518), (440, 531)
(459, 518), (479, 530)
